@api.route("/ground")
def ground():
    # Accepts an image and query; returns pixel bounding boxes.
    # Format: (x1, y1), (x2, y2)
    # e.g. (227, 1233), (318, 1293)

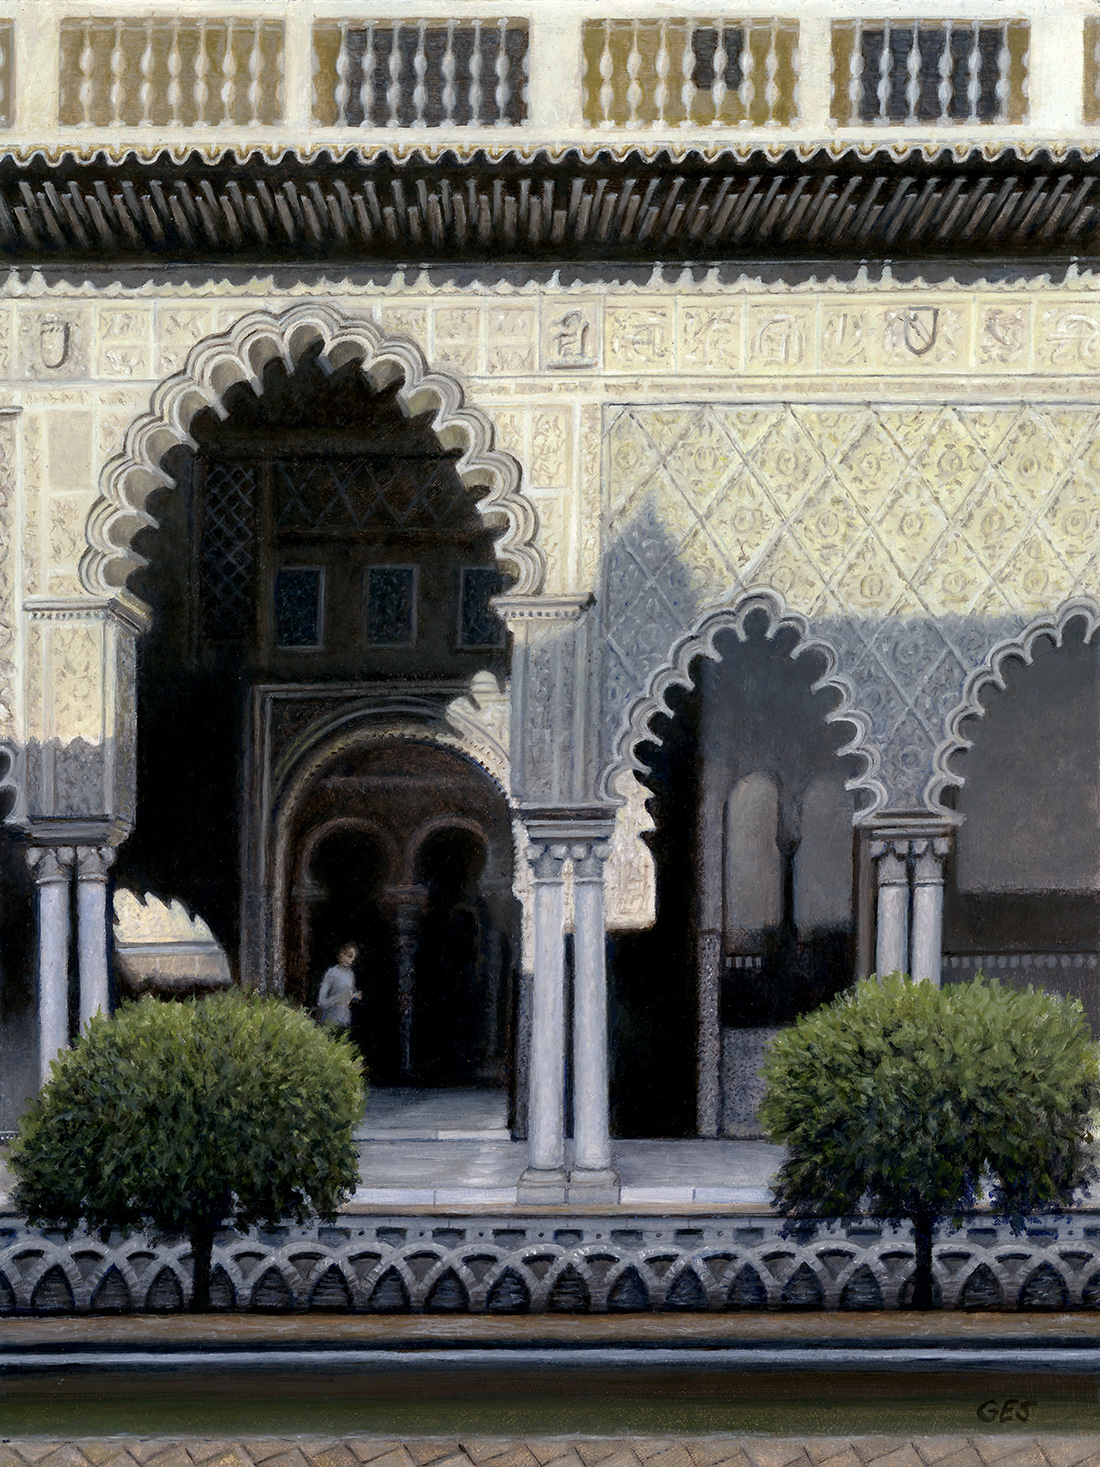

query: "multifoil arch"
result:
(600, 587), (888, 818)
(80, 302), (544, 598)
(926, 597), (1100, 812)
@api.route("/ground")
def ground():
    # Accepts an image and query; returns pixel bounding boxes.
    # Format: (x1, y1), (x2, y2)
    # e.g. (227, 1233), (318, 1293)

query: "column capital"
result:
(869, 839), (909, 880)
(526, 841), (570, 881)
(912, 836), (952, 884)
(75, 845), (117, 881)
(26, 845), (76, 883)
(571, 842), (612, 880)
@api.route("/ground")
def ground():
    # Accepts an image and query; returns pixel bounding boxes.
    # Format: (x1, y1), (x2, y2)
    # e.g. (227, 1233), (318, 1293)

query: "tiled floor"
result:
(350, 1089), (783, 1207)
(2, 1439), (1098, 1467)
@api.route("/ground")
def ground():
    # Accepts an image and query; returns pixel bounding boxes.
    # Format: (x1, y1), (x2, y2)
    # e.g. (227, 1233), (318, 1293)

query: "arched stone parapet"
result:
(599, 587), (888, 820)
(79, 302), (544, 599)
(926, 597), (1100, 812)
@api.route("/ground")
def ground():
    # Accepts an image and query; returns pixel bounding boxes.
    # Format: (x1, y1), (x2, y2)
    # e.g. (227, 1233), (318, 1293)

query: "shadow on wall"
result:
(944, 613), (1100, 1032)
(609, 611), (863, 1139)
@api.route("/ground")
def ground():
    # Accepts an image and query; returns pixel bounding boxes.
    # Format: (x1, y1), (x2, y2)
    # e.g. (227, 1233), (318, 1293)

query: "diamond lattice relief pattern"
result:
(602, 401), (1100, 805)
(608, 401), (1100, 628)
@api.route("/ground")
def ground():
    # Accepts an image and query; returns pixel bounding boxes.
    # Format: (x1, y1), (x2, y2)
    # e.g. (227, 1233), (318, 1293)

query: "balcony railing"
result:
(0, 0), (1095, 155)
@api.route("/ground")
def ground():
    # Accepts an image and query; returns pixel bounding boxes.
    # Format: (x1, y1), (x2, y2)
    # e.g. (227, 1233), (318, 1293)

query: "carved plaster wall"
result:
(0, 271), (1094, 836)
(601, 400), (1100, 809)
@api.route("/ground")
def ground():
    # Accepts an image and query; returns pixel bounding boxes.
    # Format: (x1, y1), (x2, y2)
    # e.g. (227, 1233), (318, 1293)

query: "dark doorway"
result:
(305, 825), (400, 1085)
(413, 826), (507, 1086)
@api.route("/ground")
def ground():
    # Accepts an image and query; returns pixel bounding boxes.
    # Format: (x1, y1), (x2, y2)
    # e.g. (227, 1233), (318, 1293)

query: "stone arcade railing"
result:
(2, 1212), (1099, 1313)
(0, 0), (1098, 159)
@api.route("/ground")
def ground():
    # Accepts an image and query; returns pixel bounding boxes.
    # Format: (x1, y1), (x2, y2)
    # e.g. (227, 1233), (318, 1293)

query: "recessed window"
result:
(274, 566), (324, 649)
(458, 567), (505, 648)
(366, 565), (417, 646)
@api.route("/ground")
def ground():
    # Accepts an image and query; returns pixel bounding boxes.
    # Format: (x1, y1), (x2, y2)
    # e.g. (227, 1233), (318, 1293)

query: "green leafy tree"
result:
(760, 974), (1100, 1309)
(10, 990), (364, 1310)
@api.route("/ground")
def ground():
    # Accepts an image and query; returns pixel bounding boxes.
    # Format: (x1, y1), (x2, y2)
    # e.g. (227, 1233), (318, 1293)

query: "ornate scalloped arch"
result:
(600, 587), (888, 818)
(926, 597), (1100, 811)
(80, 302), (544, 597)
(269, 712), (514, 987)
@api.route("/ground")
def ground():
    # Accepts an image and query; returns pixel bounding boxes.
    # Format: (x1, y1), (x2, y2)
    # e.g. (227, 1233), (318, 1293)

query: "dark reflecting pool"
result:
(4, 1350), (1099, 1437)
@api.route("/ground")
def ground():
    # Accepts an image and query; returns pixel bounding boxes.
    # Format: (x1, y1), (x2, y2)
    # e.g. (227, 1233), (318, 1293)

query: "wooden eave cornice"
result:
(0, 145), (1098, 265)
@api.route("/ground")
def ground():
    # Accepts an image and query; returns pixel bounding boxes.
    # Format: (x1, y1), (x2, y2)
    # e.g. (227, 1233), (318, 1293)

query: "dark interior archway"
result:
(116, 343), (511, 987)
(943, 615), (1100, 1030)
(285, 738), (520, 1096)
(609, 610), (862, 1138)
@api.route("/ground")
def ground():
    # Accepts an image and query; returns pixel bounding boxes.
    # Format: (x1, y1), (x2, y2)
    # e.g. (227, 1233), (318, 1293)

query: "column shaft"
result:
(29, 847), (75, 1086)
(523, 842), (569, 1186)
(873, 841), (910, 976)
(911, 839), (950, 985)
(76, 846), (116, 1027)
(570, 842), (617, 1197)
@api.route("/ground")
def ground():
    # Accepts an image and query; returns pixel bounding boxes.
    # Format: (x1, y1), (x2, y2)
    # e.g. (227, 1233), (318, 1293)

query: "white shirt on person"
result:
(317, 963), (357, 1026)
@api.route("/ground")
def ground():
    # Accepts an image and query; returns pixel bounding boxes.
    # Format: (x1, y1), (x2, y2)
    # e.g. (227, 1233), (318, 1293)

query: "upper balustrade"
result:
(1, 0), (1097, 158)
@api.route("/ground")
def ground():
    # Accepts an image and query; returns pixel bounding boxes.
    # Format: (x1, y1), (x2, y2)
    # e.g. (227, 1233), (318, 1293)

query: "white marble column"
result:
(871, 838), (910, 976)
(75, 845), (116, 1027)
(569, 840), (618, 1201)
(27, 846), (75, 1085)
(911, 838), (950, 986)
(518, 839), (569, 1200)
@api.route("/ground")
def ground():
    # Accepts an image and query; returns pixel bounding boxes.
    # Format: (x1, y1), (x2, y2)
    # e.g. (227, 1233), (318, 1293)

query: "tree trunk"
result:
(910, 1210), (936, 1310)
(189, 1217), (217, 1312)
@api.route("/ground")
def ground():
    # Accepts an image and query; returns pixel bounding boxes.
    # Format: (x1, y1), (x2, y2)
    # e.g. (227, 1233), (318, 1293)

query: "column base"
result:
(567, 1167), (620, 1204)
(517, 1166), (569, 1203)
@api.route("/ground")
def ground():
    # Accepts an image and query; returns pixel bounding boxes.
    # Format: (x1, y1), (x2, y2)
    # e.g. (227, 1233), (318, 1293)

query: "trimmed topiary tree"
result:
(10, 990), (364, 1310)
(760, 973), (1100, 1309)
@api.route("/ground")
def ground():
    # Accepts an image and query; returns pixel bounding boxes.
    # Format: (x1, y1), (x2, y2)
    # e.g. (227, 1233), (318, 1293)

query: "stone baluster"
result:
(78, 21), (96, 128)
(75, 846), (117, 1028)
(871, 837), (909, 975)
(518, 839), (569, 1200)
(140, 19), (156, 127)
(938, 21), (954, 123)
(569, 838), (618, 1201)
(333, 20), (351, 127)
(876, 21), (892, 124)
(387, 25), (404, 126)
(469, 20), (484, 125)
(847, 22), (864, 126)
(494, 18), (511, 126)
(108, 20), (126, 127)
(680, 23), (696, 124)
(194, 18), (211, 127)
(412, 20), (428, 127)
(247, 19), (264, 126)
(625, 22), (642, 129)
(220, 19), (239, 126)
(597, 19), (615, 129)
(711, 24), (728, 124)
(27, 846), (76, 1085)
(966, 21), (982, 123)
(167, 22), (183, 128)
(911, 838), (951, 986)
(441, 20), (457, 126)
(653, 20), (670, 126)
(361, 23), (378, 127)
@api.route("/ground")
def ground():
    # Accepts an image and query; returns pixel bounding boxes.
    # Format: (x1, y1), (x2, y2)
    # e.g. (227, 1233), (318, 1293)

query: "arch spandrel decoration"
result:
(927, 597), (1100, 812)
(601, 588), (889, 820)
(80, 303), (545, 599)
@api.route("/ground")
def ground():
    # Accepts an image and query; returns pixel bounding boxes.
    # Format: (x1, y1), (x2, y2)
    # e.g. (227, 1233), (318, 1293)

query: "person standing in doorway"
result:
(317, 943), (361, 1032)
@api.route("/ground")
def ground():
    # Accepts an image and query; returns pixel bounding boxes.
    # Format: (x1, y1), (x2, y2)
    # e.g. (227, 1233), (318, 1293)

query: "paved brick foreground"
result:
(2, 1440), (1100, 1467)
